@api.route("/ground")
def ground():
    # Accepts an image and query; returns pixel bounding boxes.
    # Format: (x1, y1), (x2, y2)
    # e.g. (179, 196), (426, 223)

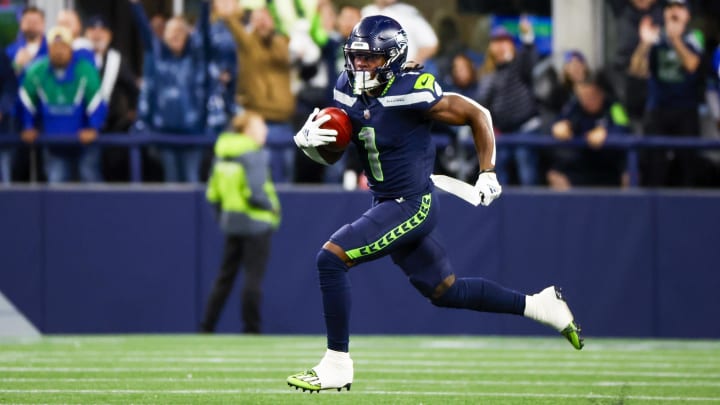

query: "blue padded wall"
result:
(1, 187), (719, 338)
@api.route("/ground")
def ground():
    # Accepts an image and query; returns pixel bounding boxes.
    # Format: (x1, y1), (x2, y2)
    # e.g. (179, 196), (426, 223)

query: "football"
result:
(316, 107), (353, 152)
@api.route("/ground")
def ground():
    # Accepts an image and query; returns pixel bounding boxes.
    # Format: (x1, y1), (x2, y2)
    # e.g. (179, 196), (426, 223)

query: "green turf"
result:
(1, 335), (719, 404)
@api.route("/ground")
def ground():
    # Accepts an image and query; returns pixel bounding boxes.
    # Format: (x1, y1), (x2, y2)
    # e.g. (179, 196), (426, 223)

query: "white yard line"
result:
(0, 388), (718, 401)
(2, 351), (716, 363)
(1, 377), (719, 387)
(0, 366), (718, 378)
(2, 357), (718, 370)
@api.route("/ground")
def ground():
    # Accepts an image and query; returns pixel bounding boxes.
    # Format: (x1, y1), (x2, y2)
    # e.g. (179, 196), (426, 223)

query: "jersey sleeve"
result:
(19, 63), (41, 129)
(383, 72), (443, 112)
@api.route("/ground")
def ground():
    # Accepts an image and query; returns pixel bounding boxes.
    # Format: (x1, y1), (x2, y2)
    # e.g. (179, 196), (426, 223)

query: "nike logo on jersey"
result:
(414, 73), (435, 91)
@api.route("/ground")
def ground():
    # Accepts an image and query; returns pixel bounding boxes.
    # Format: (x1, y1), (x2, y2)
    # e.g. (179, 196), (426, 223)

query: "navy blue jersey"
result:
(333, 70), (443, 199)
(648, 30), (704, 110)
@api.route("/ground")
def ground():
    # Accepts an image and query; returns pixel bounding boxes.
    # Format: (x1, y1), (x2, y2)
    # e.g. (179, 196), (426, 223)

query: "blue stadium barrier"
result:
(1, 186), (719, 338)
(1, 133), (720, 185)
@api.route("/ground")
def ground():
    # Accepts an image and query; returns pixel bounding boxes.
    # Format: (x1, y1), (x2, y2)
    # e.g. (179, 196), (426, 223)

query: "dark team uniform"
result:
(334, 70), (442, 199)
(328, 69), (453, 297)
(288, 16), (580, 391)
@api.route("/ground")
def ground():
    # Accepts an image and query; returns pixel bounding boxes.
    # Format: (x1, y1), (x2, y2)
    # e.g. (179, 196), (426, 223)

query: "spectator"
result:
(218, 6), (296, 183)
(207, 0), (241, 134)
(19, 26), (107, 183)
(432, 13), (483, 89)
(5, 6), (48, 183)
(56, 9), (95, 62)
(477, 23), (541, 186)
(362, 0), (438, 65)
(85, 15), (139, 182)
(607, 0), (663, 122)
(129, 0), (210, 183)
(0, 51), (16, 184)
(6, 6), (47, 78)
(545, 50), (592, 114)
(548, 76), (630, 189)
(628, 0), (704, 186)
(201, 111), (280, 334)
(446, 53), (481, 98)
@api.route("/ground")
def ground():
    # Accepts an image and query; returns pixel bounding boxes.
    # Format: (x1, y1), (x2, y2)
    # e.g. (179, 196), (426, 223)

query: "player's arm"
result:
(428, 92), (502, 206)
(428, 92), (495, 171)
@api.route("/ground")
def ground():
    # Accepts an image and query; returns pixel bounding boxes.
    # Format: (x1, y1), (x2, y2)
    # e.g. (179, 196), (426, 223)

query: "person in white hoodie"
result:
(361, 0), (438, 65)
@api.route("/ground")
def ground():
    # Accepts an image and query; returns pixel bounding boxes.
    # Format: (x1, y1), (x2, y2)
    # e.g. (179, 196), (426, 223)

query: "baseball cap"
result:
(489, 26), (513, 41)
(46, 26), (73, 45)
(87, 15), (110, 30)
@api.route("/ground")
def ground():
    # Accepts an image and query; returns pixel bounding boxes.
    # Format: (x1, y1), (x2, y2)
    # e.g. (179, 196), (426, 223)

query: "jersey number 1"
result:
(358, 127), (384, 182)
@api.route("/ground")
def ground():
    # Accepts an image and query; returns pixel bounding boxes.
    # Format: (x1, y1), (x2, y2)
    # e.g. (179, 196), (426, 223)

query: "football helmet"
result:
(343, 15), (408, 94)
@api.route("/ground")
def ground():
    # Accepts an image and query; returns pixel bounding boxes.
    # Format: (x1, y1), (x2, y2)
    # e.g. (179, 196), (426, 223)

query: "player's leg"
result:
(287, 193), (436, 392)
(239, 231), (272, 334)
(286, 240), (354, 392)
(200, 235), (244, 333)
(392, 233), (584, 349)
(391, 234), (526, 315)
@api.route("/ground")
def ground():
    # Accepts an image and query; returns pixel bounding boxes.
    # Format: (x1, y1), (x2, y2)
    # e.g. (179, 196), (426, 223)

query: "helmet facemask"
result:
(343, 16), (408, 95)
(344, 50), (394, 94)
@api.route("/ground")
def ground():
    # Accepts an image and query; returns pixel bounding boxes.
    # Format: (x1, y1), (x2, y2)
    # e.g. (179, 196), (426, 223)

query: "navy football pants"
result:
(317, 191), (525, 352)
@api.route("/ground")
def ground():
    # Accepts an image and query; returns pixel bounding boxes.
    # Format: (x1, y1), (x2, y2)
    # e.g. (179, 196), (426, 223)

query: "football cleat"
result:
(287, 350), (354, 392)
(287, 369), (352, 392)
(525, 286), (584, 350)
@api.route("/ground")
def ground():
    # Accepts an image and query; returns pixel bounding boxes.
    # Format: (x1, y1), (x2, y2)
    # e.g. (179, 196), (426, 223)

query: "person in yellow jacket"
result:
(201, 111), (281, 334)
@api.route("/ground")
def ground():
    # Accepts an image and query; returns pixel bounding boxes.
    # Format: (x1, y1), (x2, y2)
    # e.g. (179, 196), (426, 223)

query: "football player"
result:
(288, 15), (584, 393)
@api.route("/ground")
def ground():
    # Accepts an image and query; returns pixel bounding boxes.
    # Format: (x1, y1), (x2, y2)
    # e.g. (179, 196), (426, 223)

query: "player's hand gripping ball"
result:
(316, 107), (352, 152)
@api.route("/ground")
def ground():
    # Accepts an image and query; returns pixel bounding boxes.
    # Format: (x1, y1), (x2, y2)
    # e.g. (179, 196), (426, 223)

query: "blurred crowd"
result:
(1, 0), (719, 188)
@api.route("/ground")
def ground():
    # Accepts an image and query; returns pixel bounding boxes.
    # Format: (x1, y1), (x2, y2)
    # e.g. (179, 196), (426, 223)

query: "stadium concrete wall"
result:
(1, 187), (718, 338)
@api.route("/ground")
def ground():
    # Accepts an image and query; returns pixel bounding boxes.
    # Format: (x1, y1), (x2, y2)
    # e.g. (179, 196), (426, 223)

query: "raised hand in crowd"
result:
(213, 0), (239, 19)
(638, 15), (660, 45)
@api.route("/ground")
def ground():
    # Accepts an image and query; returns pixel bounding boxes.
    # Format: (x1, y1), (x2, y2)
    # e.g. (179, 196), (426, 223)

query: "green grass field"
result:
(1, 335), (719, 404)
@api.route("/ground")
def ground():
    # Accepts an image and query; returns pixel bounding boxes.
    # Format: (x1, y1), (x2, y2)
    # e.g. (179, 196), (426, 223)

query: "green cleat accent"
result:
(554, 288), (585, 350)
(286, 369), (352, 392)
(287, 370), (321, 392)
(561, 321), (584, 350)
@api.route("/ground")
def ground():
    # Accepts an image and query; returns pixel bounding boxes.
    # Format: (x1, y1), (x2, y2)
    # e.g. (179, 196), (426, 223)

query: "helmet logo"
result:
(395, 32), (408, 53)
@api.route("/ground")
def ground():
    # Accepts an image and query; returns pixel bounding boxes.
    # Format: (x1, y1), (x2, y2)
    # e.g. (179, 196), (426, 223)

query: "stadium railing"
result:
(1, 133), (719, 186)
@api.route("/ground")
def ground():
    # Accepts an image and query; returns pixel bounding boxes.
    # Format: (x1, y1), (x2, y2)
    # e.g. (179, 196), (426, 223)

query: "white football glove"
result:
(474, 170), (502, 207)
(293, 108), (337, 148)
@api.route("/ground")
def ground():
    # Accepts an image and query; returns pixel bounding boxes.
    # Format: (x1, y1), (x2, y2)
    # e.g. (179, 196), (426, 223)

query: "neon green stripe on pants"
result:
(346, 194), (432, 260)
